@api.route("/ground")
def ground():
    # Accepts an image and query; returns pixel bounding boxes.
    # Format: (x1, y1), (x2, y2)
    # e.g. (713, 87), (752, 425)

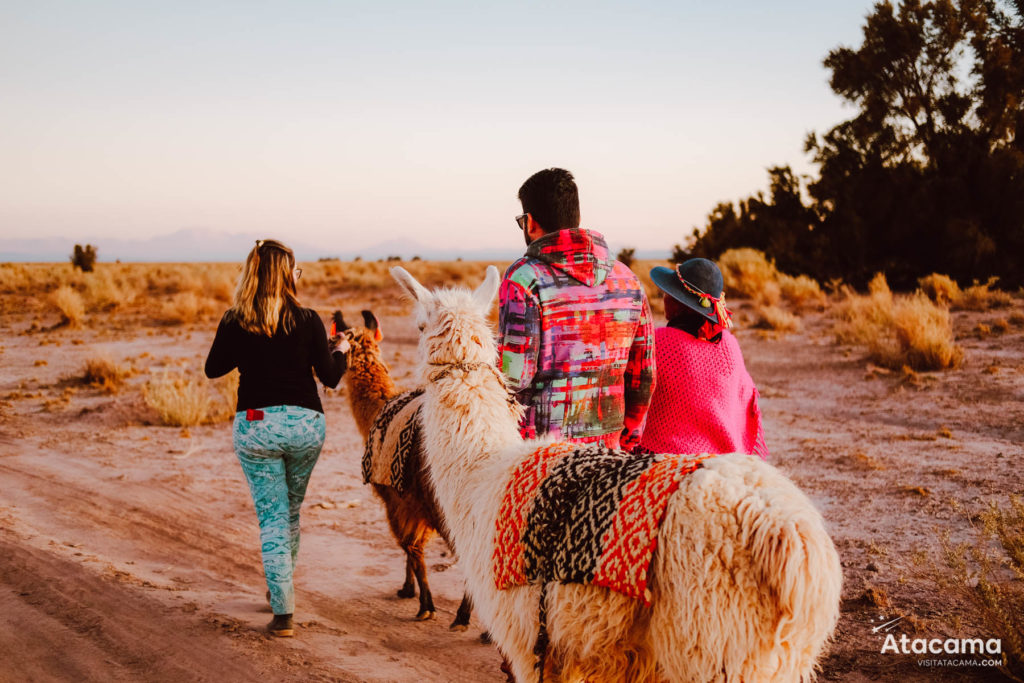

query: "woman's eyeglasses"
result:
(515, 214), (528, 231)
(293, 268), (303, 280)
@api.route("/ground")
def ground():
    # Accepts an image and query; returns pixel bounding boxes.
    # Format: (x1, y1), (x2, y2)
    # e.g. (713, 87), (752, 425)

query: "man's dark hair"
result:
(517, 168), (581, 233)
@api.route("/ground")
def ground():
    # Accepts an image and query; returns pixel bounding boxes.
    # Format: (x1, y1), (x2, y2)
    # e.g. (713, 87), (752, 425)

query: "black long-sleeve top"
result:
(204, 307), (347, 414)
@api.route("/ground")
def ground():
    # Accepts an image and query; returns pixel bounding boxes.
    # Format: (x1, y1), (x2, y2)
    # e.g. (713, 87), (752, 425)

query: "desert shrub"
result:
(0, 264), (34, 294)
(717, 248), (824, 309)
(877, 293), (964, 370)
(832, 274), (894, 345)
(143, 369), (237, 426)
(833, 274), (963, 371)
(918, 273), (961, 305)
(144, 372), (211, 426)
(956, 277), (1014, 311)
(156, 292), (219, 325)
(160, 292), (199, 324)
(616, 248), (636, 268)
(71, 244), (97, 272)
(50, 285), (85, 326)
(202, 268), (236, 303)
(939, 497), (1024, 680)
(755, 280), (782, 307)
(84, 269), (132, 311)
(778, 274), (827, 310)
(718, 248), (779, 299)
(80, 356), (130, 394)
(753, 305), (801, 333)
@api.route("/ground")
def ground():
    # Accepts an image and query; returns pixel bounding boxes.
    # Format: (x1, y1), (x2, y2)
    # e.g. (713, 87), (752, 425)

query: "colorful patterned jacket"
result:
(497, 228), (655, 450)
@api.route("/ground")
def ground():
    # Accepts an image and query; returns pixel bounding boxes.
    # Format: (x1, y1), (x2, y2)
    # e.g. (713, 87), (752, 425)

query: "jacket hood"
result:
(525, 228), (613, 287)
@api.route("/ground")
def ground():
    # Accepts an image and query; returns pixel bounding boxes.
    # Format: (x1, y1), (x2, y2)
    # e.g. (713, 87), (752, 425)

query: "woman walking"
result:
(638, 258), (769, 459)
(205, 239), (348, 637)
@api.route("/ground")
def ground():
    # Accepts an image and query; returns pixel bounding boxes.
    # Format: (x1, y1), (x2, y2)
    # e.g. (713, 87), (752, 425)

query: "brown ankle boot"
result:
(267, 613), (294, 637)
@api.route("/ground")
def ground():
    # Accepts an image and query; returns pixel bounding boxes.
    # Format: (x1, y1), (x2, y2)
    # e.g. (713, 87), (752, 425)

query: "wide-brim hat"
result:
(650, 258), (725, 324)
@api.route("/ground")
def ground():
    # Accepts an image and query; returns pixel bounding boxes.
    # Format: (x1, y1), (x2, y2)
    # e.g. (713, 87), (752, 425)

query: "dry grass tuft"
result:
(84, 270), (131, 311)
(50, 285), (85, 327)
(858, 585), (891, 609)
(708, 248), (827, 315)
(144, 372), (211, 426)
(919, 273), (1014, 311)
(899, 485), (932, 497)
(143, 369), (237, 426)
(938, 497), (1024, 680)
(848, 451), (886, 470)
(81, 356), (130, 394)
(833, 273), (893, 345)
(956, 277), (1014, 311)
(833, 274), (963, 371)
(203, 270), (236, 303)
(884, 295), (965, 370)
(718, 248), (780, 300)
(753, 305), (801, 333)
(918, 273), (962, 305)
(155, 292), (218, 325)
(1010, 312), (1024, 327)
(778, 273), (827, 311)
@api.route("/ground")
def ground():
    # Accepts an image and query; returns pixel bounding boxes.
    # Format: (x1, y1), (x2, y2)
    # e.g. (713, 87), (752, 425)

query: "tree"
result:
(71, 244), (97, 272)
(616, 247), (636, 268)
(688, 0), (1024, 288)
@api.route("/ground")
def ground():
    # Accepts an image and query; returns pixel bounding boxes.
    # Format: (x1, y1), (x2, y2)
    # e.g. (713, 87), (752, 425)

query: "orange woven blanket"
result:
(492, 443), (716, 605)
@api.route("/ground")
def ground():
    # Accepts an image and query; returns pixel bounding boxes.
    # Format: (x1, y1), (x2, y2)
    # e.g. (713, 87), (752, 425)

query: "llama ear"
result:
(473, 265), (500, 310)
(390, 267), (431, 304)
(332, 311), (349, 332)
(361, 310), (383, 341)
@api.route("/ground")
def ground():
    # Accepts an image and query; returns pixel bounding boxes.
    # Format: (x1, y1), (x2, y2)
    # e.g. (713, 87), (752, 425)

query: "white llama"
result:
(391, 265), (842, 683)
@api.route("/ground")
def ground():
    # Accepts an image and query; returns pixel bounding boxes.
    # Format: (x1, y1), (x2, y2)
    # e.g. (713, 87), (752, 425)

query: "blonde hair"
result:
(230, 239), (301, 336)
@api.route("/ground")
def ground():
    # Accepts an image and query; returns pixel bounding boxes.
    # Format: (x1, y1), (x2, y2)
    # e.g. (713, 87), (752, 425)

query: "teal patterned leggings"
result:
(233, 405), (325, 616)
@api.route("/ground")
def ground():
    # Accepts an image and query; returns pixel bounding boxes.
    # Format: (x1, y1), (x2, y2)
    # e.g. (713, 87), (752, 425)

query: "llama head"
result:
(390, 266), (500, 368)
(332, 309), (387, 371)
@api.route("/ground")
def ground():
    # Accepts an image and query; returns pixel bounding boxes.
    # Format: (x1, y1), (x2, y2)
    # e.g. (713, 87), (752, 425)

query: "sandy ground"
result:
(0, 289), (1022, 682)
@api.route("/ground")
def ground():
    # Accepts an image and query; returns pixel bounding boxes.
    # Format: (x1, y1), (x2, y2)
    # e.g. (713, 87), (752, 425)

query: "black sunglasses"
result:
(515, 214), (528, 231)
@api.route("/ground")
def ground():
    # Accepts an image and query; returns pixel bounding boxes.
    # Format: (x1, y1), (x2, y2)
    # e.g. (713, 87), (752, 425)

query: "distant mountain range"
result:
(0, 229), (673, 263)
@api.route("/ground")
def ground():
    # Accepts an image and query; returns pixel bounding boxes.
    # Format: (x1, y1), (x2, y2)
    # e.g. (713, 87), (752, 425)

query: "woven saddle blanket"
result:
(493, 442), (717, 605)
(362, 389), (425, 494)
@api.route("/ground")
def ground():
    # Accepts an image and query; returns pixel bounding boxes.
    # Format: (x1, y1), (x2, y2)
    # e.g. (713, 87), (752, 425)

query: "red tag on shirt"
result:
(246, 409), (264, 421)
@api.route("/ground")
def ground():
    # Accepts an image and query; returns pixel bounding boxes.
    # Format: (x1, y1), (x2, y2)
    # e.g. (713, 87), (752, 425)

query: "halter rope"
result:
(426, 361), (519, 410)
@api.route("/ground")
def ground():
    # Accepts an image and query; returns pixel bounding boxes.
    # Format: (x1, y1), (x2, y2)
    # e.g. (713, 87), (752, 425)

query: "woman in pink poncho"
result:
(638, 258), (769, 459)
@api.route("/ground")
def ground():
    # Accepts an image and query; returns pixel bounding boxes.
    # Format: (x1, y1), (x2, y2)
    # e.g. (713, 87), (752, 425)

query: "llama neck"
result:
(345, 353), (398, 437)
(421, 370), (521, 527)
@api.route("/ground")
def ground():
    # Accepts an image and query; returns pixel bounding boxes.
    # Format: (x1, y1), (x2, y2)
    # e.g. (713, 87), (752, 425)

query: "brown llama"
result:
(334, 309), (472, 629)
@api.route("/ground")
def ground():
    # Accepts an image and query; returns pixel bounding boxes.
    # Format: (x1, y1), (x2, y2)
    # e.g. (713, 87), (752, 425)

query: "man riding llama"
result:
(499, 168), (655, 449)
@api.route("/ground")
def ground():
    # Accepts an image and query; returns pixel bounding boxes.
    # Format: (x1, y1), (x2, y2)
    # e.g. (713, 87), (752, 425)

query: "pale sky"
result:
(0, 1), (876, 256)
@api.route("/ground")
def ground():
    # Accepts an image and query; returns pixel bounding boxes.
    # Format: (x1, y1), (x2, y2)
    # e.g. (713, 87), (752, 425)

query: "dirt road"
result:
(1, 295), (1021, 682)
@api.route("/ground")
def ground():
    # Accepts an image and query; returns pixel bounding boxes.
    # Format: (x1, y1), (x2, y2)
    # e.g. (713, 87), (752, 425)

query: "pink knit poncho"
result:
(638, 326), (768, 459)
